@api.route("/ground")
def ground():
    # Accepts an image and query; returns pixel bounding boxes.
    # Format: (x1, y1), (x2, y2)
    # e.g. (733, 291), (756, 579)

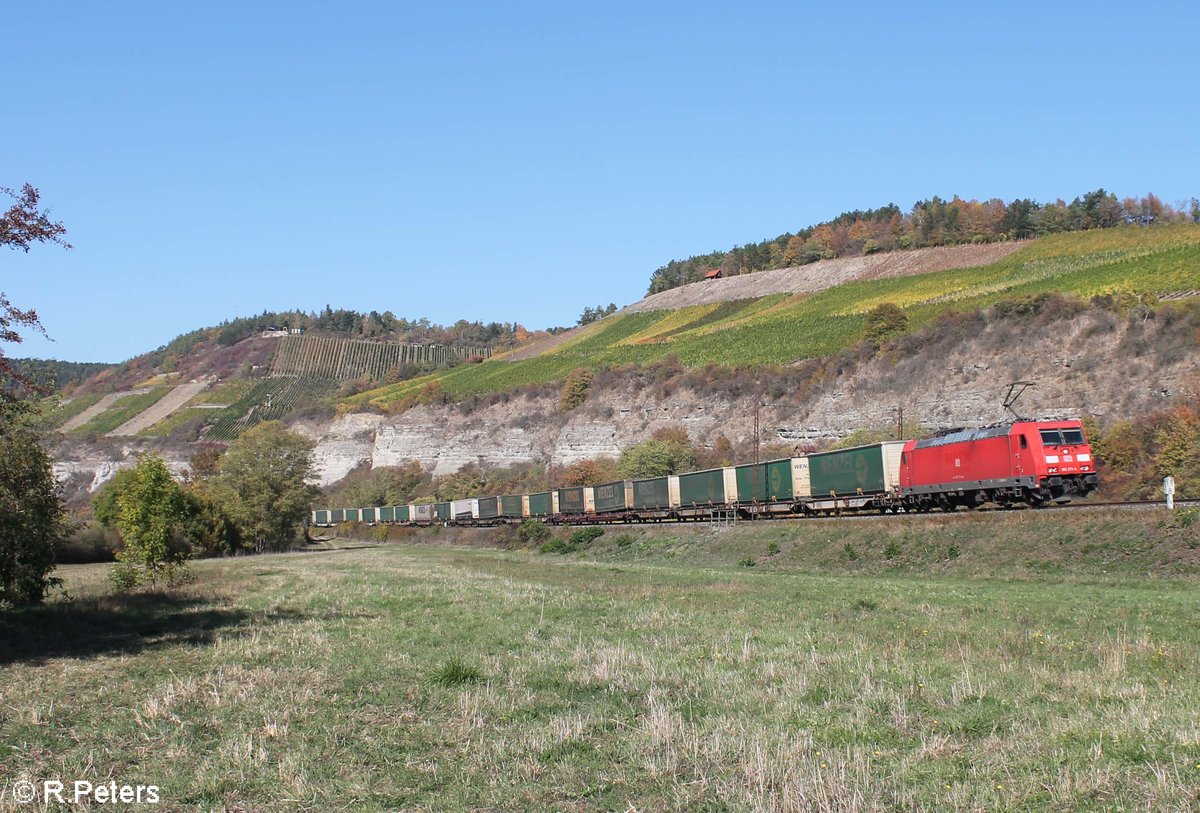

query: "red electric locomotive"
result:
(899, 420), (1098, 509)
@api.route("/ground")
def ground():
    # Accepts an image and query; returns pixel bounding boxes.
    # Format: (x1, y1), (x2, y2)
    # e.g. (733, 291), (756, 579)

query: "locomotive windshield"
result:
(1040, 428), (1085, 445)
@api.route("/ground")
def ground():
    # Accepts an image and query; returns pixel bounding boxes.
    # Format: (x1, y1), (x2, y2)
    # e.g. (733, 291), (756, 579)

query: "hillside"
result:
(44, 224), (1200, 505)
(627, 241), (1028, 313)
(348, 224), (1200, 407)
(644, 189), (1194, 293)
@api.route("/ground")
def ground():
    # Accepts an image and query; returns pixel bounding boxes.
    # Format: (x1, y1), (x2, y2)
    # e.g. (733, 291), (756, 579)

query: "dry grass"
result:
(2, 526), (1199, 811)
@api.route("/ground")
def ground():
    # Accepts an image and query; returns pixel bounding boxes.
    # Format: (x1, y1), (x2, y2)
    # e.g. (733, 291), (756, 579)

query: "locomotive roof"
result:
(913, 424), (1013, 449)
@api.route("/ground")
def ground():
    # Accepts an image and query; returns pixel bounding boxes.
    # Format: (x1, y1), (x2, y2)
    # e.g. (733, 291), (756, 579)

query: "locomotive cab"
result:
(1020, 422), (1098, 502)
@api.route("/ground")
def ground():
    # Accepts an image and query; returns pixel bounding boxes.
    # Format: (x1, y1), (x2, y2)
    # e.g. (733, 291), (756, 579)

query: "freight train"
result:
(311, 419), (1098, 527)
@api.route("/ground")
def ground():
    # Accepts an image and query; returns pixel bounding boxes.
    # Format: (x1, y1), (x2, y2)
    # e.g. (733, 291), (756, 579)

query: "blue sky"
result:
(5, 1), (1199, 362)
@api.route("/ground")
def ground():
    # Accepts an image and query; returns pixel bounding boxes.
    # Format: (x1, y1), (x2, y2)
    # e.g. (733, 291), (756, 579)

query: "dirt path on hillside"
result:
(108, 378), (212, 436)
(622, 242), (1029, 314)
(60, 392), (140, 432)
(502, 325), (587, 361)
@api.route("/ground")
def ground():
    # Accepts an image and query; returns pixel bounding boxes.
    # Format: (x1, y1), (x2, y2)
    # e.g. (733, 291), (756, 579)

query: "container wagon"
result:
(527, 491), (553, 518)
(630, 476), (672, 520)
(593, 480), (633, 514)
(733, 458), (797, 516)
(451, 498), (479, 521)
(803, 441), (905, 512)
(676, 467), (729, 518)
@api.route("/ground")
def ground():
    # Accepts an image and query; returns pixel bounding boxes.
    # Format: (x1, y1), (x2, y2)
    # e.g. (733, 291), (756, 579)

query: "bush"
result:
(107, 562), (142, 591)
(559, 367), (594, 412)
(539, 537), (575, 555)
(568, 527), (605, 547)
(842, 543), (858, 561)
(738, 557), (757, 567)
(539, 527), (604, 555)
(767, 542), (781, 556)
(58, 525), (120, 564)
(613, 533), (636, 548)
(517, 520), (551, 546)
(884, 540), (902, 559)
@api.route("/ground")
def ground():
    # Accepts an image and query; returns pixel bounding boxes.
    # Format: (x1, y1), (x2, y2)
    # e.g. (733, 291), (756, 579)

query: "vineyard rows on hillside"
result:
(203, 377), (336, 441)
(270, 336), (491, 380)
(346, 225), (1200, 407)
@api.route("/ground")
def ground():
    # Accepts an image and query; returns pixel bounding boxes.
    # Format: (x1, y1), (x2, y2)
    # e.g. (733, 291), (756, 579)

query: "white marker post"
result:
(1164, 475), (1175, 510)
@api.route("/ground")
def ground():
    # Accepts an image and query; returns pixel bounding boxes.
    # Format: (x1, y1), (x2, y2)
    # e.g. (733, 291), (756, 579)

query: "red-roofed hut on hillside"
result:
(704, 268), (722, 280)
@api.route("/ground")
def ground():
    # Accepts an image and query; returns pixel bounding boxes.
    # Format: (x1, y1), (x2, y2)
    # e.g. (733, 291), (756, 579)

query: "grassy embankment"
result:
(2, 509), (1198, 811)
(348, 224), (1200, 407)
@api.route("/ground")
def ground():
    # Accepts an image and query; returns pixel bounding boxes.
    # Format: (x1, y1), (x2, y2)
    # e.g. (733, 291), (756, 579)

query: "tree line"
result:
(90, 422), (318, 587)
(647, 190), (1200, 294)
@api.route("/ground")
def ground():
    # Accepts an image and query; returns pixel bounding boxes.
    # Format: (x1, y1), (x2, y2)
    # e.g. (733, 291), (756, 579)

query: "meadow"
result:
(349, 224), (1200, 406)
(2, 510), (1198, 812)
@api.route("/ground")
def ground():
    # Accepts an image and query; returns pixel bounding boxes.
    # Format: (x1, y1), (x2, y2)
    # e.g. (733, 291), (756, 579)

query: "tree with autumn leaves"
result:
(648, 189), (1200, 294)
(0, 184), (72, 606)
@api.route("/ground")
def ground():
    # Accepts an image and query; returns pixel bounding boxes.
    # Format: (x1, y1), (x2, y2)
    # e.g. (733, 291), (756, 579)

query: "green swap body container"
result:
(478, 497), (500, 519)
(677, 468), (726, 505)
(434, 502), (451, 521)
(395, 505), (410, 522)
(343, 508), (360, 522)
(528, 491), (553, 517)
(314, 510), (330, 524)
(593, 480), (630, 513)
(330, 509), (345, 523)
(735, 459), (795, 503)
(807, 442), (902, 497)
(557, 487), (586, 514)
(631, 477), (670, 510)
(361, 507), (377, 523)
(377, 506), (395, 522)
(500, 495), (523, 518)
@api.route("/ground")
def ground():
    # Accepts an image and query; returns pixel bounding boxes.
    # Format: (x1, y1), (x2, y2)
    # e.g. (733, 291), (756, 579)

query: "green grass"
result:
(348, 224), (1200, 406)
(3, 509), (1198, 811)
(68, 387), (172, 435)
(38, 391), (105, 429)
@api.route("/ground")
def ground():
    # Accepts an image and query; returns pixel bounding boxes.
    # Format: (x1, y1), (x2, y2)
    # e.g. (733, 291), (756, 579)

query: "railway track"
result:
(323, 498), (1198, 531)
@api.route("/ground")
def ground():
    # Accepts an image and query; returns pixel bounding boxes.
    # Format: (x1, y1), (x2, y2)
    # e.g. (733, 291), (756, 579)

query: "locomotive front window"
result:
(1062, 429), (1085, 445)
(1039, 430), (1064, 445)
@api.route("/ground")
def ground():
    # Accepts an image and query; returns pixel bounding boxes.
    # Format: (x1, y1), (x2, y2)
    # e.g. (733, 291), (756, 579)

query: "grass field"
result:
(347, 224), (1200, 407)
(2, 511), (1198, 811)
